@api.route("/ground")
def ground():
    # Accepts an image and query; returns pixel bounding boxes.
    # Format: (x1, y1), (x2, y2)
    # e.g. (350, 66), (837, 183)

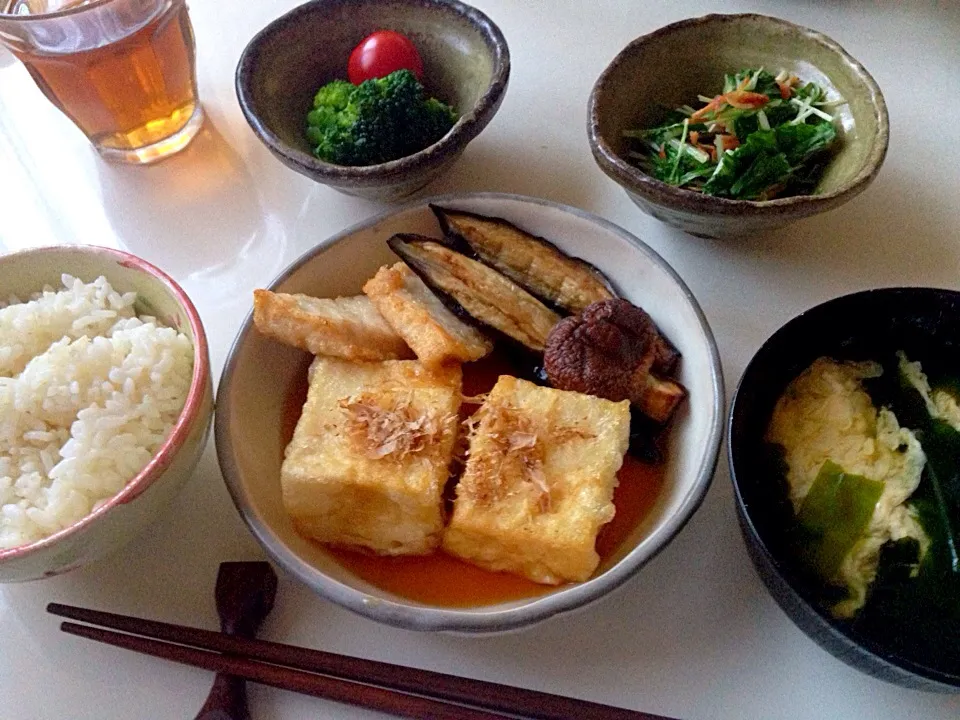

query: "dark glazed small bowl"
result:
(588, 14), (889, 239)
(236, 0), (509, 202)
(729, 288), (960, 692)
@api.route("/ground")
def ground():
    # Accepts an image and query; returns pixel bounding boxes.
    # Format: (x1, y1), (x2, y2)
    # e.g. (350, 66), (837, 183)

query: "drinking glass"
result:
(0, 0), (204, 164)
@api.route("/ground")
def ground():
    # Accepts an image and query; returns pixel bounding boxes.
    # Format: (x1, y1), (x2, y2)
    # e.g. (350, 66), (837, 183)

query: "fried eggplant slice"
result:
(388, 234), (562, 352)
(431, 205), (616, 313)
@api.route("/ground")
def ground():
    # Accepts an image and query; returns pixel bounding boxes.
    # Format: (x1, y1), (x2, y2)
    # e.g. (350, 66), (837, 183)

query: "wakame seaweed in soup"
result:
(768, 351), (960, 674)
(853, 354), (960, 671)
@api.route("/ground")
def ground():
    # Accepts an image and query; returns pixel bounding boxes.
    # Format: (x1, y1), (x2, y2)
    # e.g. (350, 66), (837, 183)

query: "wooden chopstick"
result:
(48, 603), (677, 720)
(59, 620), (509, 720)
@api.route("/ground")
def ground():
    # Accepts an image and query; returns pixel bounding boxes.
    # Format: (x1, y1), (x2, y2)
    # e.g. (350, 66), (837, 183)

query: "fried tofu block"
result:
(253, 290), (412, 361)
(281, 357), (461, 555)
(363, 263), (493, 367)
(443, 376), (630, 584)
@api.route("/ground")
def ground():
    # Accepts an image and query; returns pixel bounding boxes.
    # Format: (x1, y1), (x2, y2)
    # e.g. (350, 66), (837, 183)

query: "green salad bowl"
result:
(588, 13), (889, 239)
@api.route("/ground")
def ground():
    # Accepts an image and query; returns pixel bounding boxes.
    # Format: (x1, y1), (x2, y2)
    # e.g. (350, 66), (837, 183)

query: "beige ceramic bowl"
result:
(216, 192), (724, 633)
(0, 246), (213, 582)
(588, 13), (889, 239)
(236, 0), (510, 202)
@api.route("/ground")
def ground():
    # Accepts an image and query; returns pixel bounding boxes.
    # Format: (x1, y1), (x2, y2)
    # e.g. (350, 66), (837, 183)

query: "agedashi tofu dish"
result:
(253, 206), (687, 601)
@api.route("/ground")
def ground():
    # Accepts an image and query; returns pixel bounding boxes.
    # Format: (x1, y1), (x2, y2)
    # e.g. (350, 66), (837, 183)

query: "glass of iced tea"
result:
(0, 0), (203, 164)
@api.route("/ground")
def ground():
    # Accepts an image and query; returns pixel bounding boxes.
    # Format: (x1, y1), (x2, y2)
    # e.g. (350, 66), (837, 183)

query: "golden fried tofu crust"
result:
(282, 357), (461, 555)
(443, 376), (630, 583)
(363, 263), (493, 368)
(253, 290), (412, 361)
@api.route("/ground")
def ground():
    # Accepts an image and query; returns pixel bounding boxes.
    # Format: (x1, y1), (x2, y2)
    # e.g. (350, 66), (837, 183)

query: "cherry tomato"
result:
(347, 30), (424, 84)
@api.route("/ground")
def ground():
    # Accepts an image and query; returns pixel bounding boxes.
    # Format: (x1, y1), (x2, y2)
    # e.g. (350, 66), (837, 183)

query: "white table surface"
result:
(2, 1), (960, 718)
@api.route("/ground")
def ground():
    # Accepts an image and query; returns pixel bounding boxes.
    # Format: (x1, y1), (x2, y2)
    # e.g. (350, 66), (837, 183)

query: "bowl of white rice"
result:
(0, 245), (212, 582)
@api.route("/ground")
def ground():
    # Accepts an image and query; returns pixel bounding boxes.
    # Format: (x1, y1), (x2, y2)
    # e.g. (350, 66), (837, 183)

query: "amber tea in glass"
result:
(0, 0), (203, 164)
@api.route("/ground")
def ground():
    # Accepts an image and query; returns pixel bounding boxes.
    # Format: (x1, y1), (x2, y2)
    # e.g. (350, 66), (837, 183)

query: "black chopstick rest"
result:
(194, 562), (278, 720)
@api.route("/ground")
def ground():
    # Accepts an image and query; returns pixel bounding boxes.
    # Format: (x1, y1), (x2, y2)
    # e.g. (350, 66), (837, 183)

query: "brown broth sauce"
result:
(281, 350), (666, 607)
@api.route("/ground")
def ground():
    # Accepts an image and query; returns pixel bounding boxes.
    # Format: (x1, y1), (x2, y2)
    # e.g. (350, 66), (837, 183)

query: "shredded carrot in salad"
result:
(621, 68), (843, 200)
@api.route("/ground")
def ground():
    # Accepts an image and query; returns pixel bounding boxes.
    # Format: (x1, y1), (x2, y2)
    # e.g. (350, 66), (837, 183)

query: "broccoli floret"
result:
(305, 70), (459, 166)
(312, 80), (355, 111)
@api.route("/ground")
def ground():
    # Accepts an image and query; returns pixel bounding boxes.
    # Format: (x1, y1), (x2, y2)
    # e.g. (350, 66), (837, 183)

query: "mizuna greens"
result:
(624, 69), (842, 200)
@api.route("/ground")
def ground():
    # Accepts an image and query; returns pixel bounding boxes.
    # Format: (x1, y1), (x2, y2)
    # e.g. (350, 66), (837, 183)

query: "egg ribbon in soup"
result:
(766, 357), (928, 618)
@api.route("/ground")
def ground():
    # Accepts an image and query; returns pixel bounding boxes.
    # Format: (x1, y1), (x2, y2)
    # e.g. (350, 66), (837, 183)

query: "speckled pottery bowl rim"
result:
(215, 191), (725, 633)
(0, 245), (210, 566)
(588, 13), (890, 218)
(234, 0), (510, 185)
(728, 287), (960, 691)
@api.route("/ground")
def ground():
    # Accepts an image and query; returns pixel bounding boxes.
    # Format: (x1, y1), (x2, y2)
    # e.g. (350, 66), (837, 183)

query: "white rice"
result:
(0, 275), (193, 550)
